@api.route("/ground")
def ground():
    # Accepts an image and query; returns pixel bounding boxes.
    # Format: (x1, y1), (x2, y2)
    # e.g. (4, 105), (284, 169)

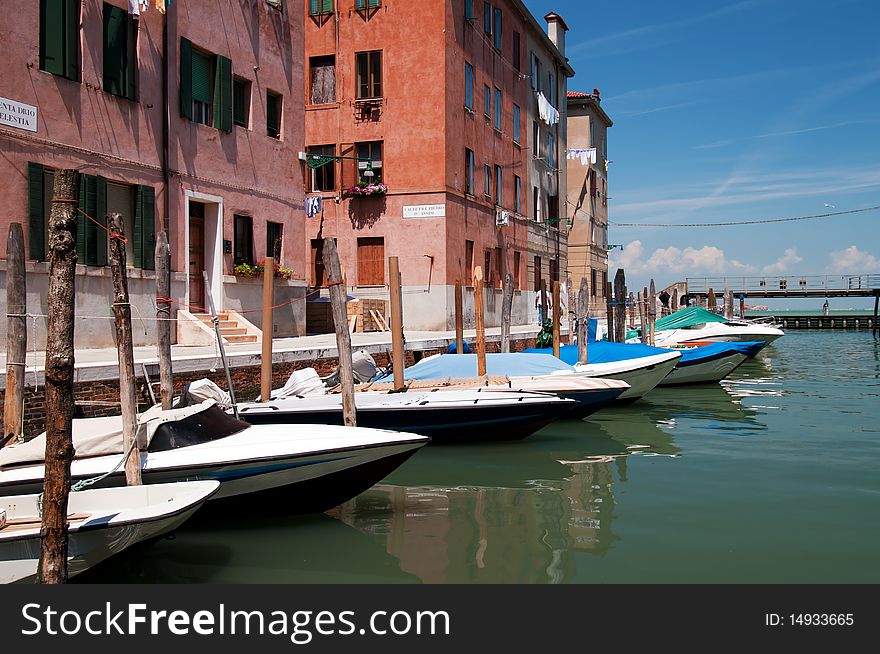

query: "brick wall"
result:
(0, 337), (537, 439)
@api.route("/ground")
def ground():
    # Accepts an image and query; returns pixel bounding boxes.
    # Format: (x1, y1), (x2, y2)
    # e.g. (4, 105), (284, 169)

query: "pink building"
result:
(0, 0), (306, 349)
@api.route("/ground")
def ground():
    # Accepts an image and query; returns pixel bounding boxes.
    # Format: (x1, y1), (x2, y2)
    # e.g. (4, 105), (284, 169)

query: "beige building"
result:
(565, 90), (612, 311)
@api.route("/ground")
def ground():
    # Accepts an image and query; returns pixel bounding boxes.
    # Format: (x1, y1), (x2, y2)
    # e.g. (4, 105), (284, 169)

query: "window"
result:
(484, 250), (492, 285)
(590, 168), (597, 197)
(26, 163), (154, 268)
(483, 2), (492, 35)
(309, 0), (333, 16)
(514, 175), (521, 213)
(40, 0), (80, 82)
(512, 104), (521, 143)
(311, 238), (329, 287)
(266, 221), (283, 259)
(494, 88), (502, 129)
(533, 186), (540, 222)
(103, 3), (137, 100)
(310, 55), (336, 105)
(512, 31), (520, 71)
(233, 77), (250, 127)
(357, 237), (385, 286)
(495, 165), (502, 206)
(533, 121), (540, 159)
(465, 240), (474, 286)
(234, 215), (254, 266)
(602, 178), (607, 207)
(530, 52), (540, 90)
(495, 247), (503, 288)
(266, 90), (282, 138)
(356, 50), (382, 99)
(549, 73), (555, 105)
(591, 269), (597, 297)
(483, 164), (491, 197)
(464, 62), (474, 110)
(534, 255), (542, 291)
(550, 259), (558, 285)
(106, 182), (135, 266)
(493, 8), (502, 49)
(356, 0), (381, 8)
(465, 0), (473, 20)
(548, 195), (559, 226)
(465, 149), (475, 195)
(483, 85), (491, 118)
(308, 145), (336, 192)
(356, 141), (383, 183)
(180, 38), (233, 132)
(513, 251), (521, 289)
(548, 132), (556, 168)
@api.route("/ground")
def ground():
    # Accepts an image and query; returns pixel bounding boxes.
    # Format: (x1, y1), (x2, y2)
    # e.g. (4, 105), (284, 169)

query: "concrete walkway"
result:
(0, 324), (557, 387)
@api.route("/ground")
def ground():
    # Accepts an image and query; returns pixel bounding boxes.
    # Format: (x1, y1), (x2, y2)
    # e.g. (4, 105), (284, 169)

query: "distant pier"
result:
(746, 313), (876, 330)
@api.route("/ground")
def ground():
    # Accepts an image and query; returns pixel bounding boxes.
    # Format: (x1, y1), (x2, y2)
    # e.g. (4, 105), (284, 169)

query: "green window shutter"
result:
(103, 3), (126, 97)
(125, 14), (137, 100)
(76, 174), (89, 263)
(179, 37), (193, 119)
(323, 0), (334, 13)
(27, 163), (46, 261)
(95, 176), (108, 266)
(191, 50), (213, 104)
(135, 185), (155, 270)
(64, 0), (80, 81)
(309, 0), (317, 15)
(213, 55), (233, 133)
(40, 0), (65, 76)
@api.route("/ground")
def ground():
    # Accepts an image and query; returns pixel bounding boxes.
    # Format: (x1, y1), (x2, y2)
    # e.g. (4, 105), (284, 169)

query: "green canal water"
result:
(77, 331), (880, 584)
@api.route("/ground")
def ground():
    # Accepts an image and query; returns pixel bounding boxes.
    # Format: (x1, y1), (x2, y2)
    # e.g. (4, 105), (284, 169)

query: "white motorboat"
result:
(658, 341), (766, 386)
(651, 307), (784, 347)
(0, 401), (428, 512)
(1, 480), (219, 584)
(571, 350), (681, 400)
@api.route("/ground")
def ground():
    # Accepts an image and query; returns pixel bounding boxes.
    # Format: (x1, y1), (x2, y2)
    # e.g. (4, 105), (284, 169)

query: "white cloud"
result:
(826, 245), (880, 272)
(609, 240), (758, 278)
(761, 248), (803, 274)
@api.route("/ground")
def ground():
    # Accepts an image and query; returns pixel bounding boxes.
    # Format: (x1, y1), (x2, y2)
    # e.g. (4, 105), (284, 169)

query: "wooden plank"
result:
(155, 231), (173, 409)
(501, 272), (514, 353)
(552, 280), (561, 358)
(322, 238), (357, 426)
(613, 268), (626, 342)
(389, 256), (405, 390)
(3, 223), (26, 447)
(577, 277), (589, 364)
(454, 279), (464, 353)
(474, 266), (486, 376)
(260, 257), (274, 402)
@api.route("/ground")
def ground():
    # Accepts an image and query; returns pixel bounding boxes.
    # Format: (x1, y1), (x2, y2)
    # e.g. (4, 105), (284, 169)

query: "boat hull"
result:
(655, 324), (784, 347)
(573, 352), (681, 400)
(659, 351), (749, 385)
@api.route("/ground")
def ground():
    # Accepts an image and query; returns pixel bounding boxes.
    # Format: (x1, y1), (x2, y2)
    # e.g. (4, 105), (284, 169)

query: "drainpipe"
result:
(162, 8), (171, 233)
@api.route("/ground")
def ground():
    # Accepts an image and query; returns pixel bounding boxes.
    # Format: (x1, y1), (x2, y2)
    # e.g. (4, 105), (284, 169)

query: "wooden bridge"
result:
(682, 274), (880, 299)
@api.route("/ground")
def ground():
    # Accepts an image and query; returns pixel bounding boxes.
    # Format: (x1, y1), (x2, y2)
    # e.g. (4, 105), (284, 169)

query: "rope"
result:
(75, 208), (127, 243)
(71, 426), (141, 492)
(611, 205), (880, 228)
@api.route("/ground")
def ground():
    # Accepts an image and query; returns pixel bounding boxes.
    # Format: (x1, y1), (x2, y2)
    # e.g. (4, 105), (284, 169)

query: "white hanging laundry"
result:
(536, 91), (559, 126)
(566, 148), (597, 166)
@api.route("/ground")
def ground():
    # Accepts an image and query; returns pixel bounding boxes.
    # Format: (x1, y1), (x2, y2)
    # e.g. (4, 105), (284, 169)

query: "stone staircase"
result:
(191, 311), (258, 344)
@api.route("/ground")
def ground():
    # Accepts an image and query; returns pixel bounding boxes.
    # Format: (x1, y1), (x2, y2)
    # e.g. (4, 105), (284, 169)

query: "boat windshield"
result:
(148, 404), (250, 452)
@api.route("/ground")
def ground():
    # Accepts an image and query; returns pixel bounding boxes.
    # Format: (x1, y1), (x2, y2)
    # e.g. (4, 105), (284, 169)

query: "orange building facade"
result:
(303, 0), (572, 330)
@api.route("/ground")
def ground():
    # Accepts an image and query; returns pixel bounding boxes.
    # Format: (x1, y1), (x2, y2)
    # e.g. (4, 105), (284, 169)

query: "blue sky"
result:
(525, 0), (880, 307)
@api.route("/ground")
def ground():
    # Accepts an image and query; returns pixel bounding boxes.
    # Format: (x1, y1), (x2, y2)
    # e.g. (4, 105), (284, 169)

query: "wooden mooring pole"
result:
(474, 266), (487, 376)
(724, 289), (734, 319)
(739, 294), (746, 319)
(38, 169), (78, 584)
(552, 280), (561, 358)
(155, 231), (173, 409)
(613, 268), (626, 343)
(873, 291), (879, 335)
(454, 280), (464, 354)
(605, 281), (614, 342)
(389, 256), (405, 391)
(3, 224), (26, 448)
(648, 279), (657, 346)
(501, 272), (514, 353)
(577, 277), (589, 364)
(108, 212), (142, 486)
(260, 257), (274, 402)
(322, 239), (356, 425)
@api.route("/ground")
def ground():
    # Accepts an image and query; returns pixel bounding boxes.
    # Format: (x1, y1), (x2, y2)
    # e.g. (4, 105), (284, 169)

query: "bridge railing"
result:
(685, 274), (880, 295)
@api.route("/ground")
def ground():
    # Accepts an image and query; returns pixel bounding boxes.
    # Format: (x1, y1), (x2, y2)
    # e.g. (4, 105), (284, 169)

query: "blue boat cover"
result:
(382, 352), (574, 381)
(524, 340), (765, 365)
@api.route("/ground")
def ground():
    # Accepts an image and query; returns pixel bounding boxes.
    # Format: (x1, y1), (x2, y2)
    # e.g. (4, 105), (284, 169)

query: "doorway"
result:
(189, 201), (206, 310)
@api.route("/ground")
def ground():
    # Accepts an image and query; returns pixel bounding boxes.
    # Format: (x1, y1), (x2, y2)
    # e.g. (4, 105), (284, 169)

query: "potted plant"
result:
(341, 181), (388, 198)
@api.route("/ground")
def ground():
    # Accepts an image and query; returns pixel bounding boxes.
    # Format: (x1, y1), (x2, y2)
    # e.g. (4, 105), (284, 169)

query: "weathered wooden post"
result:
(552, 280), (561, 358)
(322, 239), (356, 425)
(739, 294), (746, 319)
(539, 279), (548, 325)
(454, 280), (464, 353)
(605, 281), (614, 342)
(501, 272), (514, 353)
(638, 290), (648, 344)
(873, 291), (879, 335)
(648, 279), (657, 346)
(108, 212), (142, 486)
(388, 256), (405, 391)
(628, 291), (635, 328)
(723, 289), (734, 319)
(260, 257), (274, 402)
(707, 287), (716, 311)
(473, 266), (487, 376)
(566, 278), (574, 345)
(38, 169), (78, 584)
(577, 277), (589, 364)
(613, 268), (626, 343)
(4, 224), (26, 447)
(155, 231), (173, 409)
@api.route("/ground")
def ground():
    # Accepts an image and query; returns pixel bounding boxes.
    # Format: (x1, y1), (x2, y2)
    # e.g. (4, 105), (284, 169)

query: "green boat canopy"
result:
(654, 306), (729, 331)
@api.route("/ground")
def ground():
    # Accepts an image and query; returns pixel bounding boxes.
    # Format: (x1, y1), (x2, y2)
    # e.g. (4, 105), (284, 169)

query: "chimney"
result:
(544, 12), (569, 56)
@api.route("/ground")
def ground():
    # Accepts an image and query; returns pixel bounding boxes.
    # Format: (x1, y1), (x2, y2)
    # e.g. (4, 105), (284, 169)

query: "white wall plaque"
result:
(403, 204), (446, 218)
(0, 97), (37, 132)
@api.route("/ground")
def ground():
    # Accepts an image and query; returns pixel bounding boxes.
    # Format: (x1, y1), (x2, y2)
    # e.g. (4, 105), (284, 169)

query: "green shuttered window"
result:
(103, 2), (137, 100)
(356, 0), (381, 9)
(40, 0), (80, 81)
(27, 163), (47, 261)
(213, 56), (233, 132)
(134, 185), (156, 270)
(309, 0), (334, 15)
(77, 174), (108, 267)
(179, 37), (232, 132)
(266, 91), (282, 138)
